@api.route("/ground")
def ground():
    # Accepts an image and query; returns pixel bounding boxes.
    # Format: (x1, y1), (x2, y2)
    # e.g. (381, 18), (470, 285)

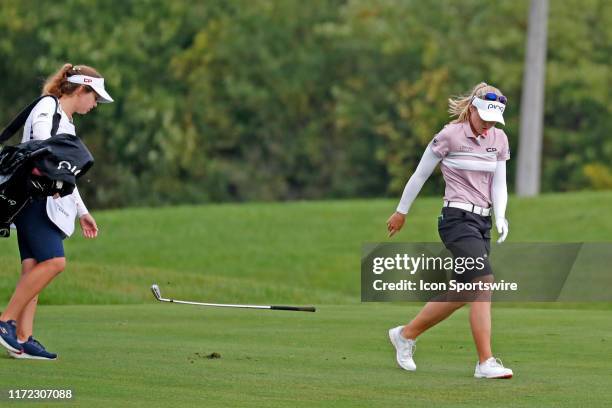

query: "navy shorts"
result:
(14, 199), (65, 262)
(438, 207), (493, 283)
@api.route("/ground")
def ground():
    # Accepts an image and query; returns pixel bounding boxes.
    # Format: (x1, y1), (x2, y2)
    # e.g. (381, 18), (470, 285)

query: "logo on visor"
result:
(84, 78), (92, 83)
(487, 103), (505, 113)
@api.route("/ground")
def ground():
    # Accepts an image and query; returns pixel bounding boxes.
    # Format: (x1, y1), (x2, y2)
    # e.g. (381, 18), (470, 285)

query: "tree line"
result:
(1, 0), (610, 208)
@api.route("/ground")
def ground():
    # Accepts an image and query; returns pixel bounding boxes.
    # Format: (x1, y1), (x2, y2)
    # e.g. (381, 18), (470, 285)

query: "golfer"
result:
(0, 63), (113, 359)
(386, 82), (513, 379)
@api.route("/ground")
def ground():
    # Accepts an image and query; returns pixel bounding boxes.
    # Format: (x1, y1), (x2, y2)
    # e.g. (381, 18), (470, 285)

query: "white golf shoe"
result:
(388, 326), (417, 371)
(474, 357), (513, 379)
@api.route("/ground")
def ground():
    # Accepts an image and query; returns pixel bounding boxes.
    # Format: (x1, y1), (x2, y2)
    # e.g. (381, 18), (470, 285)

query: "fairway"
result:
(0, 193), (611, 407)
(0, 304), (610, 407)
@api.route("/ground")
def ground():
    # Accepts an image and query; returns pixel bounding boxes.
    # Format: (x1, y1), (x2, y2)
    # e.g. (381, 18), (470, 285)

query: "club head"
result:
(151, 284), (162, 301)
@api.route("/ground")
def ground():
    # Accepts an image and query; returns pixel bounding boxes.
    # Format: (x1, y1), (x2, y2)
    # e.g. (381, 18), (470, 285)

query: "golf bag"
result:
(0, 96), (94, 237)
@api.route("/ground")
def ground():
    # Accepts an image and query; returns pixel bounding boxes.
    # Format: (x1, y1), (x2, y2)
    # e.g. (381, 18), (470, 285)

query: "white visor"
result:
(67, 75), (114, 103)
(471, 97), (505, 125)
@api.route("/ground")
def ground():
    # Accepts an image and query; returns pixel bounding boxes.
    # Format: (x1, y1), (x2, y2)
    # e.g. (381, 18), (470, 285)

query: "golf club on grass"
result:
(150, 284), (316, 312)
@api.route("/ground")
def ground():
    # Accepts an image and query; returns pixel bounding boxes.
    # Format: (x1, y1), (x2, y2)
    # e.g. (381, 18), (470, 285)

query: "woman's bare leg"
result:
(0, 257), (65, 323)
(469, 275), (494, 363)
(470, 300), (492, 362)
(401, 272), (496, 342)
(15, 259), (40, 341)
(402, 300), (466, 339)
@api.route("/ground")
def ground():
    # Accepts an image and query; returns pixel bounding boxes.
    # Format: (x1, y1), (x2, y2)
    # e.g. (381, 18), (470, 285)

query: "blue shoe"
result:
(0, 320), (23, 354)
(9, 336), (57, 360)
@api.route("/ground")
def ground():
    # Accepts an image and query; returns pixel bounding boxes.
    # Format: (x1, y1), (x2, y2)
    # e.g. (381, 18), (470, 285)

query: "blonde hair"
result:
(42, 63), (102, 98)
(448, 82), (503, 123)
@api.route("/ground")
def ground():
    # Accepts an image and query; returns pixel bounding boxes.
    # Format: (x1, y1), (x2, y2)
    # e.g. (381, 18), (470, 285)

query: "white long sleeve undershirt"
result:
(492, 160), (508, 221)
(72, 186), (89, 217)
(396, 145), (441, 214)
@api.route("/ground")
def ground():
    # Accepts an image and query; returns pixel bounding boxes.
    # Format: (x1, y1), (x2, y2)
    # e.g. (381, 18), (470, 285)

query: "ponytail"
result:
(42, 63), (74, 97)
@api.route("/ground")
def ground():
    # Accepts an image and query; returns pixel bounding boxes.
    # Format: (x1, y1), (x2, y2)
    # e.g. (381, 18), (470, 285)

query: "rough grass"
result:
(0, 191), (610, 305)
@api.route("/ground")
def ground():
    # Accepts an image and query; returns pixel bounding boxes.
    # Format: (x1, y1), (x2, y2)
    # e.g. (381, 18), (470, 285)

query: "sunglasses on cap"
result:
(481, 92), (507, 105)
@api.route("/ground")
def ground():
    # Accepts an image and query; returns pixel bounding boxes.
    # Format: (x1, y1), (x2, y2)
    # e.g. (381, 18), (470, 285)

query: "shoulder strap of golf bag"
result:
(0, 95), (61, 144)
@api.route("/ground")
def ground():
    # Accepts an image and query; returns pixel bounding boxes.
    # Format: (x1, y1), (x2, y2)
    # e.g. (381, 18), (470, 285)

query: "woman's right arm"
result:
(31, 121), (53, 140)
(387, 145), (441, 236)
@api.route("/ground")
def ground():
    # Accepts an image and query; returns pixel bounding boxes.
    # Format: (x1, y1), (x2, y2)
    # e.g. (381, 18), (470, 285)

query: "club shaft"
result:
(165, 298), (271, 309)
(159, 297), (315, 312)
(151, 284), (316, 312)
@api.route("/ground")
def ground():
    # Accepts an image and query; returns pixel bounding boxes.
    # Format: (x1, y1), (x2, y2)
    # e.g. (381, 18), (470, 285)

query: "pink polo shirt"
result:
(430, 121), (510, 208)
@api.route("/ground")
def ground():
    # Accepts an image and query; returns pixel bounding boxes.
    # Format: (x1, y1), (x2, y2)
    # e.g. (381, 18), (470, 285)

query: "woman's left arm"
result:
(492, 160), (508, 243)
(73, 187), (98, 239)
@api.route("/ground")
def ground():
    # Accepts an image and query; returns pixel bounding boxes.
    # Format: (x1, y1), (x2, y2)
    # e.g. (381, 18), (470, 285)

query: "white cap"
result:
(67, 75), (114, 103)
(471, 97), (505, 125)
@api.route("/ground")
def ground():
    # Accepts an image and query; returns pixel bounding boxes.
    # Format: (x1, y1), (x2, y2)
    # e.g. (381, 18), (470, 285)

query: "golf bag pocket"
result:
(0, 134), (93, 238)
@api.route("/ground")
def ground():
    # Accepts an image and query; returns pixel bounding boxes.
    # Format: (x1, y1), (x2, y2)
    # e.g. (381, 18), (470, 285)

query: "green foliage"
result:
(171, 0), (345, 201)
(0, 0), (610, 207)
(583, 163), (612, 189)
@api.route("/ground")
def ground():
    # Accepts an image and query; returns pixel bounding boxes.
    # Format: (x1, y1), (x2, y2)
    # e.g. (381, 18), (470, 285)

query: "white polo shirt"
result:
(21, 96), (88, 237)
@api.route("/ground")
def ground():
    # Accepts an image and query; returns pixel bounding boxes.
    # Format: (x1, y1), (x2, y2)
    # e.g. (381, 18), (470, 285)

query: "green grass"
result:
(0, 191), (611, 407)
(0, 304), (610, 408)
(1, 191), (611, 305)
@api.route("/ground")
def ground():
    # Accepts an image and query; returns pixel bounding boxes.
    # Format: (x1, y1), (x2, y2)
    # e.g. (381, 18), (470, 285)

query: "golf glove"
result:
(495, 218), (509, 243)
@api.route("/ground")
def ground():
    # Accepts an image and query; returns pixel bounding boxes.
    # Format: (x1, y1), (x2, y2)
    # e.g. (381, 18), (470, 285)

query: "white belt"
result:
(444, 200), (491, 216)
